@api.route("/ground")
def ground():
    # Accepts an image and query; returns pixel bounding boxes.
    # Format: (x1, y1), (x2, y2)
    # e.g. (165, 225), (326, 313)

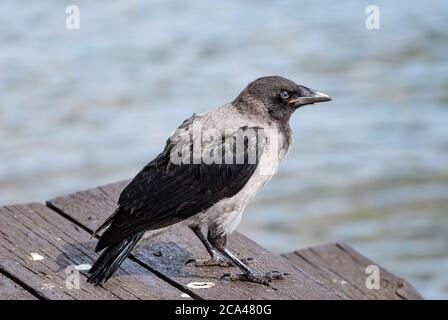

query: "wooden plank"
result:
(281, 242), (423, 300)
(0, 273), (38, 300)
(0, 203), (186, 300)
(48, 181), (342, 300)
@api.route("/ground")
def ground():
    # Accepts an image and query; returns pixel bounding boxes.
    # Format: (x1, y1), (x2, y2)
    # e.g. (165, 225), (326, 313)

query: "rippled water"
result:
(1, 0), (447, 298)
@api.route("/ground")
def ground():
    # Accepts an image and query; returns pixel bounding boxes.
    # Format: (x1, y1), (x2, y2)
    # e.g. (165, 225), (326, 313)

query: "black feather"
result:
(87, 231), (144, 285)
(94, 126), (264, 252)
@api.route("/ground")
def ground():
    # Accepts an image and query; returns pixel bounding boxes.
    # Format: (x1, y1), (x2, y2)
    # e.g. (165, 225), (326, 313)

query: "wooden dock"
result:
(0, 180), (423, 300)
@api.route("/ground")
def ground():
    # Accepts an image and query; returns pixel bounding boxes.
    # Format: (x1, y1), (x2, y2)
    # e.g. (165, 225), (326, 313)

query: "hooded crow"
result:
(87, 76), (331, 285)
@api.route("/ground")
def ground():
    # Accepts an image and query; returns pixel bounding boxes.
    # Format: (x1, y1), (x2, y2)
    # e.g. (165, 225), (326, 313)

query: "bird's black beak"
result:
(288, 88), (332, 108)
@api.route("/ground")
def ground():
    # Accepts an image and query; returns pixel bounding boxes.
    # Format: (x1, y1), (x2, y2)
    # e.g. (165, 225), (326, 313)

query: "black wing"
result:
(94, 125), (265, 251)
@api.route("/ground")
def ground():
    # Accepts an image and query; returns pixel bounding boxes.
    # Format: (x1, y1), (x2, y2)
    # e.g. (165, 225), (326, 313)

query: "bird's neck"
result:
(232, 98), (293, 159)
(233, 96), (292, 129)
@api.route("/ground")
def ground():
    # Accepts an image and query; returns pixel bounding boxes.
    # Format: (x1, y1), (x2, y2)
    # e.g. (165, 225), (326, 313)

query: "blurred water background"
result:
(1, 0), (447, 298)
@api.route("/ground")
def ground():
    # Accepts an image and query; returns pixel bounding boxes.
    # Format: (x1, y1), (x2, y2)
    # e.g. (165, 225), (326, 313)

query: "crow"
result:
(87, 76), (331, 285)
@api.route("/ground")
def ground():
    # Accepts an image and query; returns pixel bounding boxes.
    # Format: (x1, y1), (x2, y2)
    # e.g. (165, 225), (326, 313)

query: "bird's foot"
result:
(220, 270), (290, 285)
(185, 256), (234, 267)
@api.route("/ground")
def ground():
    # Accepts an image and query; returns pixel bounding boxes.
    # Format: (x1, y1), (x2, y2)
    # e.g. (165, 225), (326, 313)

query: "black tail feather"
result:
(91, 208), (118, 239)
(87, 231), (145, 285)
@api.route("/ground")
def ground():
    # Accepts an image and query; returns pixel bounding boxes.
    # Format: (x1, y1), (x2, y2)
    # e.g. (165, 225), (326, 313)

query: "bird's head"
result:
(234, 76), (332, 121)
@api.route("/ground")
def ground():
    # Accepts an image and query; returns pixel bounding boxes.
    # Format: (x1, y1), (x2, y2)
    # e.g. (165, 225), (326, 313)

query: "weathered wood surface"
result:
(282, 243), (423, 300)
(47, 181), (342, 300)
(0, 272), (38, 300)
(0, 180), (423, 300)
(0, 203), (185, 300)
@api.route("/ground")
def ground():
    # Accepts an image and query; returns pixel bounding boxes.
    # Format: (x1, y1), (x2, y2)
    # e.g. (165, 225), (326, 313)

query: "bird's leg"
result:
(186, 225), (234, 267)
(209, 230), (289, 286)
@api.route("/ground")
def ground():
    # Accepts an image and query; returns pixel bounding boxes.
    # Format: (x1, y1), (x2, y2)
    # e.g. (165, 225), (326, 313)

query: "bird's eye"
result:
(279, 90), (290, 100)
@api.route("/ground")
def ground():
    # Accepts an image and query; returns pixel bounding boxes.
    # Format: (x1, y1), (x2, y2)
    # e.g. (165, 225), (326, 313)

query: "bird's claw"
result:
(220, 270), (290, 285)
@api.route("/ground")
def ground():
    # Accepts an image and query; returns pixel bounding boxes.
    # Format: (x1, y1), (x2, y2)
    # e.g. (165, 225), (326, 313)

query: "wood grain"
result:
(0, 179), (423, 300)
(282, 242), (423, 300)
(0, 273), (38, 300)
(48, 181), (342, 300)
(0, 203), (185, 300)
